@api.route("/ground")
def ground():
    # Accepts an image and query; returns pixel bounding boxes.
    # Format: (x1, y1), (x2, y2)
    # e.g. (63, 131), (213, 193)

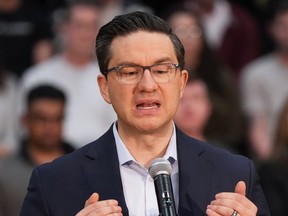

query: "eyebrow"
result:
(114, 57), (176, 67)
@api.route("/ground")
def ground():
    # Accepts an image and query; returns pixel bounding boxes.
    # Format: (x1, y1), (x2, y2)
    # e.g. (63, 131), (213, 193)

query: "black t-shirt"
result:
(0, 2), (53, 77)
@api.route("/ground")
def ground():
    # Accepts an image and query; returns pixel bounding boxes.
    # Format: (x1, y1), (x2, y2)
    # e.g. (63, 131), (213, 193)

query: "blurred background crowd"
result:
(0, 0), (288, 215)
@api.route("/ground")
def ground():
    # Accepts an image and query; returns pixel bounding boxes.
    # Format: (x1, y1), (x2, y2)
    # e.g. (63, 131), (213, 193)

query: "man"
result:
(241, 0), (288, 161)
(20, 11), (270, 216)
(0, 85), (74, 216)
(19, 0), (116, 148)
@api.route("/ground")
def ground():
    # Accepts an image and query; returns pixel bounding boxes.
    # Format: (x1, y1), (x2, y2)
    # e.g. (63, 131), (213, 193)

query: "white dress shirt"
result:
(113, 123), (179, 216)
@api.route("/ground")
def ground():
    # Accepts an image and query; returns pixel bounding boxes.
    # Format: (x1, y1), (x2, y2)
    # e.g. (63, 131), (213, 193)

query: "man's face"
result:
(98, 31), (188, 133)
(23, 99), (65, 150)
(270, 11), (288, 51)
(63, 5), (100, 57)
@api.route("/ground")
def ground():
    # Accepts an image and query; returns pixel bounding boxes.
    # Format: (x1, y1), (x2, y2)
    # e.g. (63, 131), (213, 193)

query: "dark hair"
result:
(27, 85), (66, 107)
(265, 0), (288, 23)
(95, 11), (185, 75)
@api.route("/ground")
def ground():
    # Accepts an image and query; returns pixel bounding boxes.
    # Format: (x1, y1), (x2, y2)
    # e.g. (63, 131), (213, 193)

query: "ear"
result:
(179, 70), (188, 98)
(97, 74), (112, 104)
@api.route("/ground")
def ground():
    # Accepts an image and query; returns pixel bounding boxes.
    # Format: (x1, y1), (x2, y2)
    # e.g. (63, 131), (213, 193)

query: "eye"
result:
(124, 71), (139, 76)
(119, 66), (141, 77)
(154, 69), (168, 74)
(152, 65), (171, 75)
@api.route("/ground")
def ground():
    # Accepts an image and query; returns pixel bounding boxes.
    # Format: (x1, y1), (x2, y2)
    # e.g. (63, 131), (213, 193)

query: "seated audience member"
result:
(164, 4), (244, 152)
(174, 75), (212, 142)
(0, 85), (74, 216)
(0, 54), (18, 158)
(258, 97), (288, 215)
(193, 0), (261, 79)
(0, 0), (53, 77)
(20, 11), (269, 216)
(174, 74), (235, 152)
(241, 0), (288, 161)
(19, 0), (116, 148)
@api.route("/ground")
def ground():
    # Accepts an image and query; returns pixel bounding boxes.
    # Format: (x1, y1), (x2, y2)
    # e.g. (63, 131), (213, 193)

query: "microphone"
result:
(149, 158), (177, 216)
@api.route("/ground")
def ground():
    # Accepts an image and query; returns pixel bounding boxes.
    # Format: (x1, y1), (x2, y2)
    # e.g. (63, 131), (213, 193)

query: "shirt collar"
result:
(113, 122), (178, 166)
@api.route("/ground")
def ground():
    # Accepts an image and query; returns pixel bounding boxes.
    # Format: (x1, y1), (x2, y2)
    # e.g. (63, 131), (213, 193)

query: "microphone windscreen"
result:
(149, 158), (172, 178)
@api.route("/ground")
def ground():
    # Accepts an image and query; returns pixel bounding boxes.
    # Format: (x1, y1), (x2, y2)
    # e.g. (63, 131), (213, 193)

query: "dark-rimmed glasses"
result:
(105, 63), (180, 85)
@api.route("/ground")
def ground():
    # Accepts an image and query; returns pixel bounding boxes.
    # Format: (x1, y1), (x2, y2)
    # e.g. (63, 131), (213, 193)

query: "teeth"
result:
(137, 103), (159, 109)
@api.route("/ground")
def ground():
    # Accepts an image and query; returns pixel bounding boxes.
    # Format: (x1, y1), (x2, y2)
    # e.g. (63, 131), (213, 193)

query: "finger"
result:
(87, 205), (122, 215)
(211, 197), (242, 210)
(77, 199), (119, 216)
(235, 181), (246, 196)
(215, 192), (255, 209)
(206, 208), (222, 216)
(207, 204), (236, 216)
(214, 193), (255, 209)
(85, 193), (99, 207)
(211, 195), (257, 216)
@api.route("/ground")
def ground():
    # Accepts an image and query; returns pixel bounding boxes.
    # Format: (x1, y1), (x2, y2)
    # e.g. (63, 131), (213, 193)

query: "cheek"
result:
(29, 125), (44, 137)
(165, 88), (182, 112)
(108, 87), (132, 113)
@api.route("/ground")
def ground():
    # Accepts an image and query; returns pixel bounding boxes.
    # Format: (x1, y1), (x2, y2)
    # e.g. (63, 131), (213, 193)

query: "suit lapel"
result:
(79, 127), (213, 216)
(177, 129), (213, 215)
(81, 127), (129, 215)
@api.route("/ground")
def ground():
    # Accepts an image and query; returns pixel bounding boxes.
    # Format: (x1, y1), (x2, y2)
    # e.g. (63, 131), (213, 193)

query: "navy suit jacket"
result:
(20, 126), (270, 215)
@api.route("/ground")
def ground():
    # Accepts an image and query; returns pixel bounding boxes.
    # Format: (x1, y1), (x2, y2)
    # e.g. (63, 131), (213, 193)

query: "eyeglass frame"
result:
(103, 63), (181, 84)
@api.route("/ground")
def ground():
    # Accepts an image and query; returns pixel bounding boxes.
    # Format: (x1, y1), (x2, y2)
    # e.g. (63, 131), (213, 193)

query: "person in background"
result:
(257, 97), (288, 215)
(164, 4), (245, 153)
(0, 0), (53, 77)
(0, 85), (74, 216)
(0, 51), (18, 158)
(193, 0), (261, 80)
(19, 0), (116, 148)
(20, 11), (269, 216)
(174, 73), (237, 152)
(174, 74), (212, 142)
(240, 0), (288, 161)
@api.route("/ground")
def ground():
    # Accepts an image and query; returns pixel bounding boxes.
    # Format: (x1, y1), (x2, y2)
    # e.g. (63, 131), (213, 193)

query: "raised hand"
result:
(76, 193), (123, 216)
(206, 181), (258, 216)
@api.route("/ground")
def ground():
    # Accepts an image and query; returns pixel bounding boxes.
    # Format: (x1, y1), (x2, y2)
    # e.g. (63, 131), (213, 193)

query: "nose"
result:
(137, 69), (158, 92)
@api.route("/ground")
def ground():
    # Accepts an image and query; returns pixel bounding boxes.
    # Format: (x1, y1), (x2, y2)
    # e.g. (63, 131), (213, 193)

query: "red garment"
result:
(219, 4), (260, 79)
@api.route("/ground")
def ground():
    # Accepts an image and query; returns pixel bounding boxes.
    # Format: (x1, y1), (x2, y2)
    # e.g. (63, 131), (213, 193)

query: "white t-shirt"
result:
(241, 53), (288, 139)
(20, 55), (116, 148)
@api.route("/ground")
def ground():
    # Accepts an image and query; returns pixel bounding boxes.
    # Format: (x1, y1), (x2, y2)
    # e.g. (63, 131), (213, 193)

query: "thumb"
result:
(85, 193), (99, 207)
(235, 181), (246, 196)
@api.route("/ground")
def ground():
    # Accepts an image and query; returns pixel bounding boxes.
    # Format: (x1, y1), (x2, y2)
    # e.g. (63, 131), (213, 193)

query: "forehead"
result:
(29, 99), (64, 111)
(68, 4), (100, 21)
(109, 31), (177, 66)
(275, 10), (288, 21)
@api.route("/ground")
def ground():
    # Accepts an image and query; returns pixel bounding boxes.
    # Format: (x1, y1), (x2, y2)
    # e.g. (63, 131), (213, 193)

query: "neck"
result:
(117, 122), (174, 168)
(28, 142), (64, 166)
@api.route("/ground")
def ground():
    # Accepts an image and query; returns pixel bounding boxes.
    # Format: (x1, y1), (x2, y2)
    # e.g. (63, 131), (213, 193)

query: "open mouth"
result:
(136, 102), (161, 110)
